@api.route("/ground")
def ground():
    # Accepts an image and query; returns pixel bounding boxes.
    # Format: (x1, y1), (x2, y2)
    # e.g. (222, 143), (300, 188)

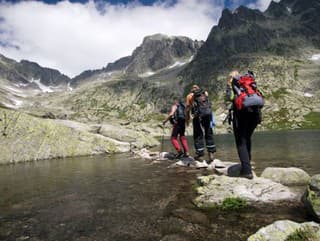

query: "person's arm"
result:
(163, 105), (177, 125)
(185, 94), (192, 126)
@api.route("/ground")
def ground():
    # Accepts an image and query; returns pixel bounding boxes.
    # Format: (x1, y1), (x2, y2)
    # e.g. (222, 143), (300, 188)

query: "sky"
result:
(0, 0), (277, 77)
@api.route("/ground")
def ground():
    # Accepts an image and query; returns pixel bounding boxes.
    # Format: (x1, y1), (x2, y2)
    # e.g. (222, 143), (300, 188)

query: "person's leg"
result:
(193, 117), (204, 157)
(201, 115), (216, 154)
(178, 120), (189, 155)
(245, 112), (258, 161)
(233, 111), (252, 176)
(171, 124), (182, 153)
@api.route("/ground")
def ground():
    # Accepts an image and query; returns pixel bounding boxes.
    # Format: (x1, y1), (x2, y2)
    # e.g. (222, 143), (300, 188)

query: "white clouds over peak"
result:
(0, 0), (223, 77)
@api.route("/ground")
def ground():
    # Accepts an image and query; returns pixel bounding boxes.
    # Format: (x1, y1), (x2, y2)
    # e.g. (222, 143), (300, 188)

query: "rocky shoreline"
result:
(0, 107), (159, 164)
(136, 149), (320, 241)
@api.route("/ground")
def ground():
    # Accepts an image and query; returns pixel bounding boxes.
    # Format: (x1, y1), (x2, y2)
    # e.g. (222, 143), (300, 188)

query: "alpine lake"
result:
(0, 130), (319, 241)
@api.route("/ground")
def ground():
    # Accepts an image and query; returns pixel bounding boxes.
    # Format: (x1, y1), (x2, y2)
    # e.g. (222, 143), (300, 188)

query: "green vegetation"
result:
(301, 112), (320, 129)
(219, 197), (248, 211)
(307, 187), (320, 211)
(266, 108), (292, 129)
(285, 226), (318, 241)
(270, 88), (289, 99)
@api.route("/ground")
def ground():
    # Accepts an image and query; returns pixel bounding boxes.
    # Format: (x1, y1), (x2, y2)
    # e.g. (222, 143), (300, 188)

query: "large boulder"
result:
(99, 123), (159, 149)
(194, 175), (299, 208)
(261, 167), (311, 186)
(0, 108), (132, 164)
(302, 174), (320, 221)
(247, 220), (320, 241)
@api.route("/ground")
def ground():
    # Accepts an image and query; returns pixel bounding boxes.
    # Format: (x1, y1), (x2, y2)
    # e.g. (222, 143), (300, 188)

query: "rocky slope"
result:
(182, 0), (320, 84)
(179, 0), (320, 130)
(0, 54), (71, 108)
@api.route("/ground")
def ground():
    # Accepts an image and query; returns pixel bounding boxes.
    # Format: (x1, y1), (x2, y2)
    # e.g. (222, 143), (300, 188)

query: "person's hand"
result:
(162, 120), (166, 125)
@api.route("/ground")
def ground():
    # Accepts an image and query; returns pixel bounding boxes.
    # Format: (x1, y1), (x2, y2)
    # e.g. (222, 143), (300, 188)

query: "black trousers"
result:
(232, 109), (260, 175)
(193, 115), (216, 155)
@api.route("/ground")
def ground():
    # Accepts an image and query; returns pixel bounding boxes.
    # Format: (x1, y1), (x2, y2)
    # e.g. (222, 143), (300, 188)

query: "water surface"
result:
(0, 130), (319, 241)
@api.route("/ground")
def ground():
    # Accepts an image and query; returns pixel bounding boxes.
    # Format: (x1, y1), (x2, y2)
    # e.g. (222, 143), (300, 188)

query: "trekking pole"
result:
(157, 123), (165, 158)
(161, 124), (165, 154)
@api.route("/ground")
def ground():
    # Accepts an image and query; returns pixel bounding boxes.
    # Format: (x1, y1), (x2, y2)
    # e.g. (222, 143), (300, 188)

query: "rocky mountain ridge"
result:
(71, 34), (202, 86)
(0, 54), (70, 86)
(182, 0), (320, 83)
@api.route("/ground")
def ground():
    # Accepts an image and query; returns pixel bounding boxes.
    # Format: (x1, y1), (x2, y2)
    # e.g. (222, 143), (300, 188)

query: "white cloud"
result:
(247, 0), (280, 11)
(0, 0), (223, 77)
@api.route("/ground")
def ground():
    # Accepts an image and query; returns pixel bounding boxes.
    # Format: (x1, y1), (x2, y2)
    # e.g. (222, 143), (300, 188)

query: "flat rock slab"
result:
(195, 175), (299, 208)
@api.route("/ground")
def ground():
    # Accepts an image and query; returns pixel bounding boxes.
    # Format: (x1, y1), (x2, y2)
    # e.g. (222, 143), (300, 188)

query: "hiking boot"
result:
(240, 173), (254, 180)
(208, 152), (215, 164)
(194, 153), (204, 161)
(175, 151), (184, 159)
(183, 152), (190, 158)
(208, 152), (214, 160)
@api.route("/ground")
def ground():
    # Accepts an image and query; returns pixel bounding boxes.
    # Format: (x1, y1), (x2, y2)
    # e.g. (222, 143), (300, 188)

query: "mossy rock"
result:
(0, 108), (130, 164)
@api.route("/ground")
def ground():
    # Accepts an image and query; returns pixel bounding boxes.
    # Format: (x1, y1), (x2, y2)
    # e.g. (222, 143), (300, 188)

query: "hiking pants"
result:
(171, 120), (189, 153)
(232, 109), (260, 175)
(193, 115), (216, 155)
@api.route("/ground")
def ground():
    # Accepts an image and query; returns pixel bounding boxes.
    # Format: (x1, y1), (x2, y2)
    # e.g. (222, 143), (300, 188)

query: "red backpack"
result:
(233, 74), (264, 110)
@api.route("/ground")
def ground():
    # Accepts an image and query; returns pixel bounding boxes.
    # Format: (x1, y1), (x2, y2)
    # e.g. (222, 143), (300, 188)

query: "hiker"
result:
(185, 85), (216, 163)
(163, 99), (190, 158)
(226, 70), (264, 179)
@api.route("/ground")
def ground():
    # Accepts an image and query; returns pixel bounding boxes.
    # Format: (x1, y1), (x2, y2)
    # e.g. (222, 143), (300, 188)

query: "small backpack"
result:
(174, 102), (186, 122)
(192, 89), (212, 117)
(233, 74), (264, 111)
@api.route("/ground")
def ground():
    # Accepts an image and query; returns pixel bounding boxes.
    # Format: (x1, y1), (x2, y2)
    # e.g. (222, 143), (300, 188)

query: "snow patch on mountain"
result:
(309, 54), (320, 61)
(139, 71), (155, 77)
(29, 78), (54, 93)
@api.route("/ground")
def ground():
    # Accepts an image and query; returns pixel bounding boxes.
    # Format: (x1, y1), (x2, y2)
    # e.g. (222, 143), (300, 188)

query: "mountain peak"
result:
(218, 6), (265, 30)
(124, 34), (202, 75)
(143, 33), (170, 42)
(265, 1), (290, 17)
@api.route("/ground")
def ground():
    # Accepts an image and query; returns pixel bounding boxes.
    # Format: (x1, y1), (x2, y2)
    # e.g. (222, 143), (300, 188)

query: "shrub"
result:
(219, 197), (247, 211)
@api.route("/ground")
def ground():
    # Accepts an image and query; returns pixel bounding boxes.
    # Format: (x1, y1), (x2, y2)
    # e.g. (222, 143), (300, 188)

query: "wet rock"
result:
(248, 220), (320, 241)
(194, 175), (299, 208)
(261, 167), (311, 186)
(134, 148), (160, 160)
(160, 234), (190, 241)
(302, 174), (320, 221)
(208, 160), (243, 177)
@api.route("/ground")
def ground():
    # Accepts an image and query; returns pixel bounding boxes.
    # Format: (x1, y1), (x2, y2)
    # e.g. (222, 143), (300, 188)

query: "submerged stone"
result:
(261, 167), (311, 186)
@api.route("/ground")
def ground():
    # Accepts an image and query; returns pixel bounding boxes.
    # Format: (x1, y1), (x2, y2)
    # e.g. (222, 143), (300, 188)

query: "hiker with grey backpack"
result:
(226, 70), (264, 179)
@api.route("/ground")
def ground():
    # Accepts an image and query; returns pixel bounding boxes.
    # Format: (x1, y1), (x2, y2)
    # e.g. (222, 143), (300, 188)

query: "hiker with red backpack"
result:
(163, 99), (190, 159)
(186, 85), (216, 163)
(226, 70), (264, 179)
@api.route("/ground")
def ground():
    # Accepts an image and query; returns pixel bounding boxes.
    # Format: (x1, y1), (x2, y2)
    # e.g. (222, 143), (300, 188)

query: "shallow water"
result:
(0, 130), (319, 241)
